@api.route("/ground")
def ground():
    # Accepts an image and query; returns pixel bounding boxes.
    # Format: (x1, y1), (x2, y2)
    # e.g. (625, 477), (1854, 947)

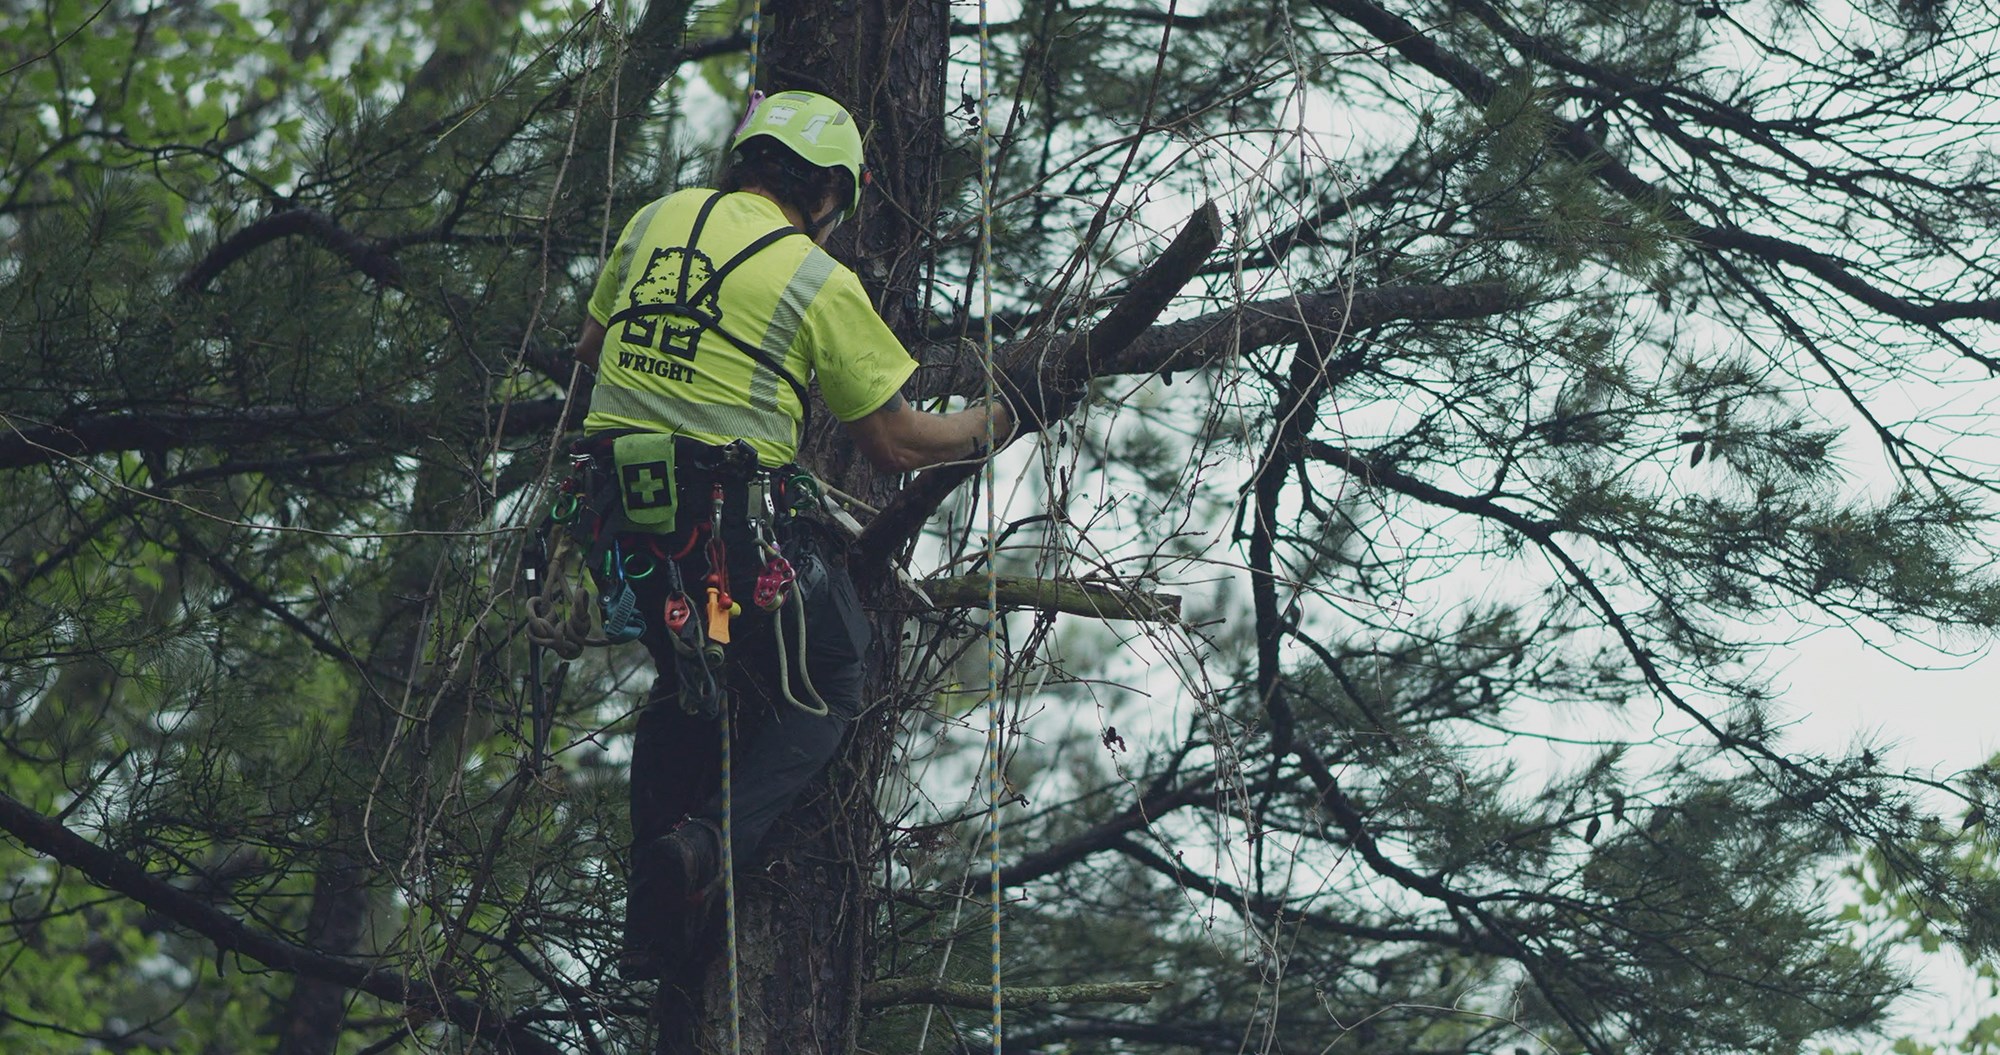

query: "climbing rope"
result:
(720, 7), (757, 1051)
(976, 2), (1004, 1052)
(747, 0), (760, 93)
(721, 702), (742, 1055)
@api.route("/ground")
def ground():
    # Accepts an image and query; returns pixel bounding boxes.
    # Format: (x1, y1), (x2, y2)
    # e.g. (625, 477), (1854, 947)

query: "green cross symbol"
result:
(631, 466), (666, 505)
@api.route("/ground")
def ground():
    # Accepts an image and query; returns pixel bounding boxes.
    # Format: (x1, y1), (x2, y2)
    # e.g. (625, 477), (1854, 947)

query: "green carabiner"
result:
(786, 471), (822, 513)
(622, 549), (656, 581)
(552, 492), (582, 523)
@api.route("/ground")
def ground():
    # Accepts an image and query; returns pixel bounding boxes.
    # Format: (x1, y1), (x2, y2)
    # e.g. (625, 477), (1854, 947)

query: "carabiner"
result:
(786, 470), (821, 510)
(621, 548), (656, 580)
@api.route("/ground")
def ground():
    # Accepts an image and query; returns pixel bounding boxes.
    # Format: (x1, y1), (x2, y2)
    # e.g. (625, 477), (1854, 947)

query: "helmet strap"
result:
(801, 203), (841, 242)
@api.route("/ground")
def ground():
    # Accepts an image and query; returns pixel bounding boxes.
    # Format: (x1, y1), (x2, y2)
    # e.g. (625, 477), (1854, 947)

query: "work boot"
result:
(619, 818), (723, 979)
(648, 817), (722, 910)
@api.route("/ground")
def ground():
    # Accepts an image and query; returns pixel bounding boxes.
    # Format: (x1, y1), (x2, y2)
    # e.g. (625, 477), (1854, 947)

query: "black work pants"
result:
(618, 517), (868, 866)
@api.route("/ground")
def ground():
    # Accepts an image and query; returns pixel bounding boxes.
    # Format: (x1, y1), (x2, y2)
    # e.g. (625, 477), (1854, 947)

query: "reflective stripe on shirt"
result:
(588, 384), (798, 450)
(749, 248), (837, 414)
(610, 198), (668, 296)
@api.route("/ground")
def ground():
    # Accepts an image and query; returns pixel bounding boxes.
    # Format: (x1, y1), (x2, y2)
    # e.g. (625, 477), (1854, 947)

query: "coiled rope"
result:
(524, 533), (602, 659)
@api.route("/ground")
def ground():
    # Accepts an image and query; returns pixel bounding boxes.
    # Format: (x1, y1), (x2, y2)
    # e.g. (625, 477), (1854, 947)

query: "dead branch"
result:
(863, 976), (1173, 1010)
(917, 574), (1181, 622)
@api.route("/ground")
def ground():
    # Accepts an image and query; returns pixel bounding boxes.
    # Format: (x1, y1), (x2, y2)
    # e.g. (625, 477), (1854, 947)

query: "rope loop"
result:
(523, 533), (607, 658)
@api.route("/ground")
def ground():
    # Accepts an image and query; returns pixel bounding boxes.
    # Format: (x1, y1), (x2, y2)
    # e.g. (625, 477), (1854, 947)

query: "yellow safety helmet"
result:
(729, 90), (868, 221)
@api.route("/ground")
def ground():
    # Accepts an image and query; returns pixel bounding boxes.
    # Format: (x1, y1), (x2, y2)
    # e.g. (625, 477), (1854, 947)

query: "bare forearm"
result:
(847, 395), (1015, 473)
(574, 318), (606, 370)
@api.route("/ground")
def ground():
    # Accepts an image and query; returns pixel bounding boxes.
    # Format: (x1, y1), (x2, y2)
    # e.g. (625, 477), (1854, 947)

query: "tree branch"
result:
(1099, 281), (1519, 380)
(1310, 0), (2000, 347)
(855, 203), (1222, 572)
(967, 777), (1213, 895)
(1112, 837), (1500, 952)
(180, 209), (404, 294)
(907, 280), (1519, 393)
(916, 575), (1180, 622)
(0, 790), (563, 1055)
(0, 397), (570, 471)
(863, 976), (1172, 1010)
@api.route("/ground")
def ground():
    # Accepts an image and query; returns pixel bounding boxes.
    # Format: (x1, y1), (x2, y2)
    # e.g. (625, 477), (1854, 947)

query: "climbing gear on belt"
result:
(701, 484), (744, 658)
(655, 553), (721, 720)
(753, 550), (795, 612)
(750, 490), (796, 612)
(769, 553), (830, 718)
(599, 539), (648, 644)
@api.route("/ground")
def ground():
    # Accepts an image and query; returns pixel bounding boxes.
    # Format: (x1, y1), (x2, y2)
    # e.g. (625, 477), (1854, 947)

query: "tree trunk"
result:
(674, 3), (950, 1054)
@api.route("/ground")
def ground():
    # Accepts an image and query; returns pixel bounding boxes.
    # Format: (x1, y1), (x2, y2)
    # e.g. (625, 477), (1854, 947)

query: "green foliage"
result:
(7, 0), (2000, 1053)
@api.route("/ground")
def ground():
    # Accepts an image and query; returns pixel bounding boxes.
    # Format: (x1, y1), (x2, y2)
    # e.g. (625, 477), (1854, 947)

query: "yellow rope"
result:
(721, 703), (741, 1055)
(719, 8), (757, 1054)
(747, 0), (759, 93)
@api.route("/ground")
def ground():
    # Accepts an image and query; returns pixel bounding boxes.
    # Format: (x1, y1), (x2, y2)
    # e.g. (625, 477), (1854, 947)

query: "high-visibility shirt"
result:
(584, 189), (918, 467)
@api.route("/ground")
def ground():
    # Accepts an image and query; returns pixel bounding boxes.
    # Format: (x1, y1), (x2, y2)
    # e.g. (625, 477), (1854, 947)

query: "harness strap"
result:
(680, 192), (728, 300)
(603, 302), (816, 439)
(692, 225), (800, 305)
(601, 191), (819, 441)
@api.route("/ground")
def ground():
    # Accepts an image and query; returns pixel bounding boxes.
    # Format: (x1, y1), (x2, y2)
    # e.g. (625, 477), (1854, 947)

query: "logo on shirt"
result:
(622, 246), (719, 361)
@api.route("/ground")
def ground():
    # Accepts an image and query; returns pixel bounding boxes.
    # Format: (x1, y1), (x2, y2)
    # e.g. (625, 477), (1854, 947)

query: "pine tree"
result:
(6, 1), (2000, 1054)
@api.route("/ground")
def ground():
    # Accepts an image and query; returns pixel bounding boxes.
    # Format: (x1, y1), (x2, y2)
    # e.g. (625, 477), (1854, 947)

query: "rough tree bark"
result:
(668, 3), (952, 1055)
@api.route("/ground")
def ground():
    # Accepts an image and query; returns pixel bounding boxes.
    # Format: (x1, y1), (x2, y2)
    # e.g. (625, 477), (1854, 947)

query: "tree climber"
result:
(568, 90), (1075, 981)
